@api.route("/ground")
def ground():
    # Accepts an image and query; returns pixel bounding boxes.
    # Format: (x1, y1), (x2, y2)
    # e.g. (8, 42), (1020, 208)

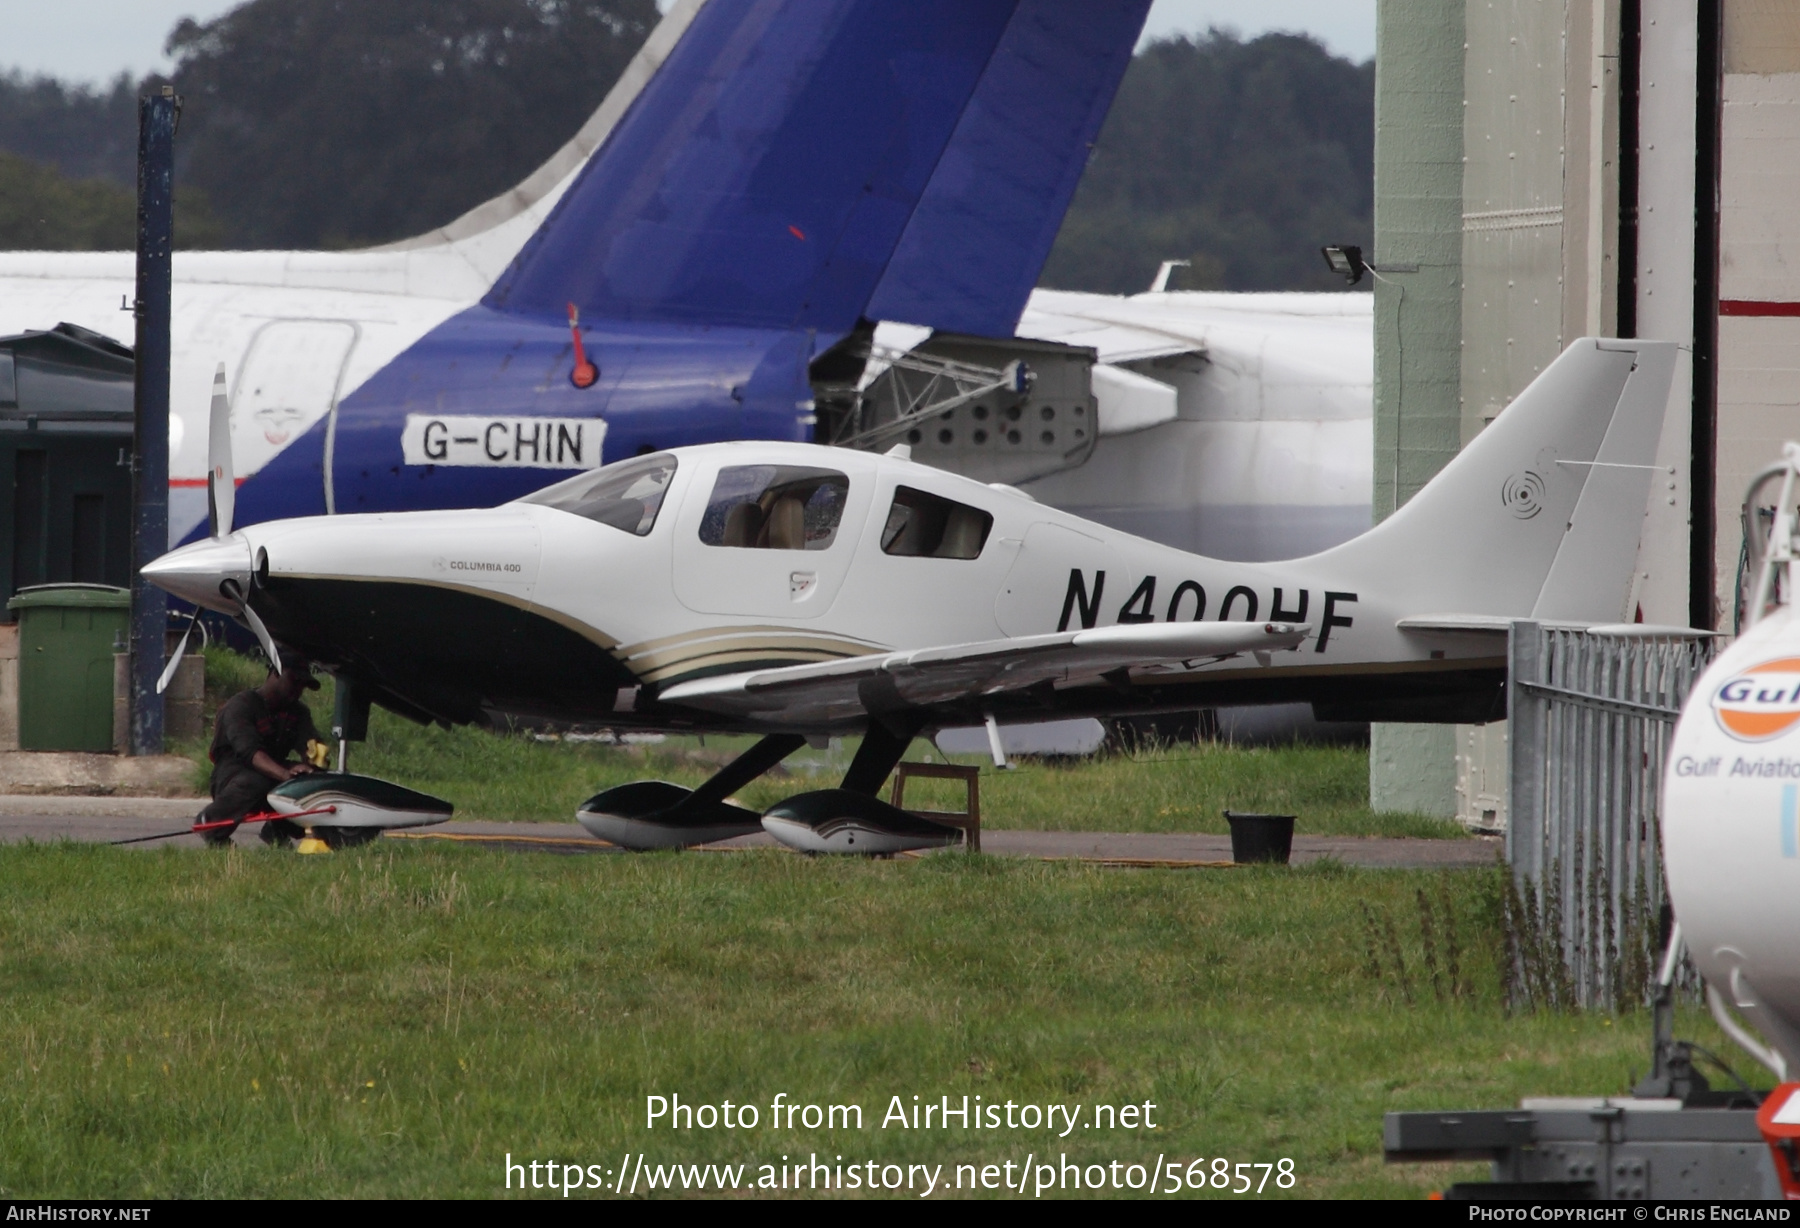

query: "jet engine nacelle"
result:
(1664, 605), (1800, 1070)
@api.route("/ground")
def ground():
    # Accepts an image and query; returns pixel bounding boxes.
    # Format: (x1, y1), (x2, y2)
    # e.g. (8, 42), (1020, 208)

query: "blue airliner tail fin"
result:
(486, 0), (1019, 335)
(484, 0), (1150, 342)
(865, 0), (1151, 337)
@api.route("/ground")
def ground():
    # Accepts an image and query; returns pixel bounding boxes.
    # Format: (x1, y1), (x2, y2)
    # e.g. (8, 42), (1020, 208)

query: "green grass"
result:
(953, 744), (1459, 838)
(0, 844), (1750, 1199)
(177, 649), (1459, 838)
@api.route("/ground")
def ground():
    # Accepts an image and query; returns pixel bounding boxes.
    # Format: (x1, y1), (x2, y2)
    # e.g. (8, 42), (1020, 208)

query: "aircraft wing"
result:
(654, 620), (1308, 726)
(1016, 291), (1204, 364)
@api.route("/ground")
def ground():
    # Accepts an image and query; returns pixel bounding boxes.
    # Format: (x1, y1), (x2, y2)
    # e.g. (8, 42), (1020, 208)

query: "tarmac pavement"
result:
(0, 799), (1501, 867)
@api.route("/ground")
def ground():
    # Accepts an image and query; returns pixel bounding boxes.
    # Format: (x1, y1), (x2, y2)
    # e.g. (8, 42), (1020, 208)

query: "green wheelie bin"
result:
(8, 584), (131, 752)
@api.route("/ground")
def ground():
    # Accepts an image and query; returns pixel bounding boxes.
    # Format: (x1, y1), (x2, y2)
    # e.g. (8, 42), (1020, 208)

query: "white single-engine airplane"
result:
(144, 338), (1674, 853)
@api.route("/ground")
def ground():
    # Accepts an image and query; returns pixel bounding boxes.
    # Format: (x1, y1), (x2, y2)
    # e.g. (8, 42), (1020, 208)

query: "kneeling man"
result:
(199, 656), (323, 846)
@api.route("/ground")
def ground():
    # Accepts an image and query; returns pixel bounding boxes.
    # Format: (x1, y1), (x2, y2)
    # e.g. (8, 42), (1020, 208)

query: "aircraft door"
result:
(229, 320), (358, 510)
(671, 460), (870, 618)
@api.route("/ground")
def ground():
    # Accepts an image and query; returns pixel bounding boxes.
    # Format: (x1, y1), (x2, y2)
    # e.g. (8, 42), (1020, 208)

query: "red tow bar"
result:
(108, 805), (339, 846)
(190, 805), (338, 835)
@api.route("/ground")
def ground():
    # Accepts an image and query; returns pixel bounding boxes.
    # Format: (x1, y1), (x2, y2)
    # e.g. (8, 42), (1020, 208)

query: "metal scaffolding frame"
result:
(823, 344), (1029, 451)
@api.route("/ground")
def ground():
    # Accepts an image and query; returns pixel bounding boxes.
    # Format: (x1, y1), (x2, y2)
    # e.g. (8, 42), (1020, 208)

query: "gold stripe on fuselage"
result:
(637, 647), (868, 686)
(615, 623), (888, 660)
(623, 632), (884, 676)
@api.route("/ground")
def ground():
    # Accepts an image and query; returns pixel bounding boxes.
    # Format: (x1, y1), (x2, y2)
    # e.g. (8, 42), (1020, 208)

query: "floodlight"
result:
(1320, 245), (1366, 285)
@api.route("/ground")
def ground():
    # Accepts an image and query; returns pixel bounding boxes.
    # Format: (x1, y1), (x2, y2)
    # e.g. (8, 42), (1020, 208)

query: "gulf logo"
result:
(1713, 658), (1800, 741)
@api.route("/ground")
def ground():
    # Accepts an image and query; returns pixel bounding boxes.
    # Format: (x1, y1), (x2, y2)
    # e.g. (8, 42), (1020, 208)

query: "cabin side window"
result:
(519, 452), (676, 536)
(699, 465), (849, 550)
(880, 486), (992, 560)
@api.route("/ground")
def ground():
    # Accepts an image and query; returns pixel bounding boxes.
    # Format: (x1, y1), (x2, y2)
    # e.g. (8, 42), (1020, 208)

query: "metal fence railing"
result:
(1505, 621), (1716, 1010)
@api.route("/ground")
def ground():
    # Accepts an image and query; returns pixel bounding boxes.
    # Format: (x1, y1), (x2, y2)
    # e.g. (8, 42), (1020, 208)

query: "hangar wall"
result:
(1372, 0), (1716, 823)
(1632, 0), (1705, 637)
(1371, 0), (1466, 526)
(1715, 5), (1800, 631)
(1374, 0), (1800, 823)
(1454, 0), (1638, 829)
(1369, 0), (1467, 816)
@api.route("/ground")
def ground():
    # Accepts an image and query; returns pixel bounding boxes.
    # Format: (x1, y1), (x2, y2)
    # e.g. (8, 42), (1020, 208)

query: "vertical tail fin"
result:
(865, 0), (1153, 337)
(484, 0), (1151, 340)
(361, 0), (708, 290)
(486, 0), (1024, 331)
(1316, 338), (1677, 622)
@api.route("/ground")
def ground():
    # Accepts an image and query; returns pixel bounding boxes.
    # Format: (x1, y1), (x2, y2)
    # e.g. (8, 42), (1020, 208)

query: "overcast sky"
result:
(3, 1), (1375, 87)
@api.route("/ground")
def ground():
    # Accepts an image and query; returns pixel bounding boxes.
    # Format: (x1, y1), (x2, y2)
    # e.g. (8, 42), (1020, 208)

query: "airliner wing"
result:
(655, 620), (1308, 725)
(1015, 299), (1202, 364)
(1018, 287), (1375, 364)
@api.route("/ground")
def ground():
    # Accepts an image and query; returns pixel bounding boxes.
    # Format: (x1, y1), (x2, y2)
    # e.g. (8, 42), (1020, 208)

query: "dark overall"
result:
(199, 690), (320, 845)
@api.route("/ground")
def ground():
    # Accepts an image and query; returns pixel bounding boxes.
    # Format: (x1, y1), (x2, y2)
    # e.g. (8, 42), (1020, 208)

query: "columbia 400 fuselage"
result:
(143, 337), (1676, 736)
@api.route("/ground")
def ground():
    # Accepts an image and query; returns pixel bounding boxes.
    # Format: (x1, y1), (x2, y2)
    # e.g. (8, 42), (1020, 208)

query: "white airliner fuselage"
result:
(0, 250), (1373, 562)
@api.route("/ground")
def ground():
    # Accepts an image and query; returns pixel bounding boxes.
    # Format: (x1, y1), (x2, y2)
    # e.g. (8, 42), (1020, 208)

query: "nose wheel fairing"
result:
(248, 575), (636, 726)
(268, 772), (452, 830)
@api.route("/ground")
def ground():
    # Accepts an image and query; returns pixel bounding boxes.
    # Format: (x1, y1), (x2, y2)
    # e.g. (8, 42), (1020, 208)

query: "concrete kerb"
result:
(0, 794), (202, 819)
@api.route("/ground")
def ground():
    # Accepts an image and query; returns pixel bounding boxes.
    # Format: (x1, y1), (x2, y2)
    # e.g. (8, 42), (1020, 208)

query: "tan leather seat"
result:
(766, 495), (806, 549)
(938, 507), (986, 559)
(722, 502), (763, 547)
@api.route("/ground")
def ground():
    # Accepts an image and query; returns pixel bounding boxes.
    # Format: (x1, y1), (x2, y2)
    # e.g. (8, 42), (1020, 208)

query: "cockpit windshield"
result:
(519, 453), (677, 536)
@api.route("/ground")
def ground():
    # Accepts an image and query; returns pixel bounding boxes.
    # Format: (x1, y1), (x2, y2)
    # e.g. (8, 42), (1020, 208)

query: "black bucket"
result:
(1224, 810), (1294, 864)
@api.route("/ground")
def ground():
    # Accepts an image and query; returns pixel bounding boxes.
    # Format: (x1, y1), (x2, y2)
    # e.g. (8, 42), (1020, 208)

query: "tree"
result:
(0, 150), (224, 250)
(0, 10), (1371, 287)
(164, 0), (657, 249)
(1040, 30), (1374, 294)
(0, 152), (135, 250)
(0, 72), (139, 187)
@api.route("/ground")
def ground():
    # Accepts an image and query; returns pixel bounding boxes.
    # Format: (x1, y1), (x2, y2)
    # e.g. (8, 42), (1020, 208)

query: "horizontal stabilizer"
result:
(1394, 615), (1514, 636)
(657, 618), (1307, 725)
(1396, 615), (1712, 638)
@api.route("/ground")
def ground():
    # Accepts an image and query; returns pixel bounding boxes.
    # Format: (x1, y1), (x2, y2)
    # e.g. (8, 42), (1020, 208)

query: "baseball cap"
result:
(274, 654), (322, 690)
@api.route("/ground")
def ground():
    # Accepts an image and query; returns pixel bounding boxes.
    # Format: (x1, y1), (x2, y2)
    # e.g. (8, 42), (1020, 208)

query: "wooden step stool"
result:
(889, 761), (981, 852)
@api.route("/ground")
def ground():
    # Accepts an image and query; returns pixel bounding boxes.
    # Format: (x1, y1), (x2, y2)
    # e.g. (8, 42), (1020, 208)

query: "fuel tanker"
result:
(1665, 443), (1800, 1081)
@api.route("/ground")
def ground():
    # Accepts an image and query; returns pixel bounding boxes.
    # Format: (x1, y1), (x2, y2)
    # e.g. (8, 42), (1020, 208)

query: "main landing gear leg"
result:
(840, 718), (923, 795)
(686, 733), (807, 809)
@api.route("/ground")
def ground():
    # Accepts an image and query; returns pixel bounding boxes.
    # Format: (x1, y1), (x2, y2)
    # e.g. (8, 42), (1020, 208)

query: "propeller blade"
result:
(156, 611), (200, 694)
(207, 362), (235, 539)
(238, 600), (282, 676)
(222, 579), (281, 674)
